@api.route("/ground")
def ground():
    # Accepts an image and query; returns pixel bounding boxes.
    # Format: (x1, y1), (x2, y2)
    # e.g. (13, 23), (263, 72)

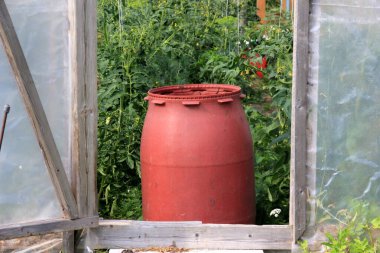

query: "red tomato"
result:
(256, 71), (264, 79)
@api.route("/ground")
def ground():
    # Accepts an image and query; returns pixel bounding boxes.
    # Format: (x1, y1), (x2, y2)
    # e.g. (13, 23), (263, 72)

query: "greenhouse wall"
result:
(0, 0), (70, 226)
(305, 0), (380, 248)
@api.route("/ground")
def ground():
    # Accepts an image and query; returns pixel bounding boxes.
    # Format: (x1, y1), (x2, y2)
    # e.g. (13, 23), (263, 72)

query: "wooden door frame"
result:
(0, 0), (310, 251)
(79, 0), (310, 251)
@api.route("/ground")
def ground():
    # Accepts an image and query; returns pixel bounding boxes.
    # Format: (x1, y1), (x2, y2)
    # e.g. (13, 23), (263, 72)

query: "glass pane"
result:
(0, 0), (70, 226)
(306, 0), (380, 240)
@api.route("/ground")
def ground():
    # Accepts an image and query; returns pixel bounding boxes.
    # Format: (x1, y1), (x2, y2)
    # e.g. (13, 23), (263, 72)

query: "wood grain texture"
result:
(290, 0), (310, 243)
(70, 0), (98, 219)
(84, 0), (98, 218)
(0, 0), (78, 219)
(68, 0), (97, 250)
(80, 220), (293, 250)
(0, 217), (98, 240)
(70, 0), (87, 219)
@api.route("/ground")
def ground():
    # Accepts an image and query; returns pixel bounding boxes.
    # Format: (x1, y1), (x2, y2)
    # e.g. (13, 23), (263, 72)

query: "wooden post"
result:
(68, 0), (98, 250)
(69, 0), (97, 220)
(290, 0), (309, 243)
(256, 0), (266, 24)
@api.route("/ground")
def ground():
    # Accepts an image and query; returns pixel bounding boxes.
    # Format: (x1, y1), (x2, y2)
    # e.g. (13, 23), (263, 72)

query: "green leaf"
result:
(267, 188), (273, 202)
(127, 155), (135, 170)
(371, 217), (380, 229)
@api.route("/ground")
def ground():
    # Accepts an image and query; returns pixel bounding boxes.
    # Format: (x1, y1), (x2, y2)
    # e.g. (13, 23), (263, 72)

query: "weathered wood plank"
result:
(0, 1), (79, 219)
(69, 0), (87, 219)
(0, 217), (98, 240)
(70, 0), (97, 219)
(84, 0), (98, 218)
(290, 0), (310, 243)
(66, 3), (88, 252)
(68, 0), (97, 250)
(80, 220), (293, 250)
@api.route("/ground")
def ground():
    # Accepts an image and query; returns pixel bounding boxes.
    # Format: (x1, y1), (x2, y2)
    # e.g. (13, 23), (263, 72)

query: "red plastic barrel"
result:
(140, 84), (255, 224)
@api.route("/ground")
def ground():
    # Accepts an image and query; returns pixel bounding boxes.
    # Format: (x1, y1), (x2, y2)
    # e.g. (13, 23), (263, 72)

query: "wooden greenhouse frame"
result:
(0, 0), (310, 252)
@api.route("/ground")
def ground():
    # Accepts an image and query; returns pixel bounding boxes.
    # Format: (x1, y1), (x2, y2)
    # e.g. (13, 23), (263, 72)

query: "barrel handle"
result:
(240, 94), (246, 99)
(217, 98), (234, 104)
(152, 100), (166, 105)
(182, 101), (200, 106)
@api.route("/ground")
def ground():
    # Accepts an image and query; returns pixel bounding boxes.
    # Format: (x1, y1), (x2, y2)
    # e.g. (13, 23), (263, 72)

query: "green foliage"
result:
(299, 240), (311, 253)
(97, 0), (293, 223)
(322, 216), (380, 252)
(300, 203), (380, 253)
(241, 12), (293, 224)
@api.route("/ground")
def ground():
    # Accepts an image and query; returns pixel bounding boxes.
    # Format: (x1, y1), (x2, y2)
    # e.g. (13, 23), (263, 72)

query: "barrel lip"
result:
(147, 84), (241, 101)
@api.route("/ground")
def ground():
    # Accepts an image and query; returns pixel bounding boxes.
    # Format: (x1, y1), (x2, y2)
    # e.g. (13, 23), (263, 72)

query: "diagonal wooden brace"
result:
(0, 1), (79, 219)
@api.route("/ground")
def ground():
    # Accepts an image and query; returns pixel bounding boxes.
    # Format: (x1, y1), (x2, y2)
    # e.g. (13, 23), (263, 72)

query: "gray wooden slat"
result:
(84, 0), (99, 219)
(69, 0), (87, 219)
(70, 0), (97, 219)
(80, 220), (293, 250)
(0, 1), (79, 219)
(65, 0), (98, 250)
(0, 217), (98, 240)
(290, 0), (310, 243)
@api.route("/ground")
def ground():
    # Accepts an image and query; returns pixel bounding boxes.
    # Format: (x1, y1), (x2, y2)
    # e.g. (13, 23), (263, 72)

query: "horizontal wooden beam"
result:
(80, 220), (293, 250)
(0, 1), (78, 218)
(0, 217), (98, 240)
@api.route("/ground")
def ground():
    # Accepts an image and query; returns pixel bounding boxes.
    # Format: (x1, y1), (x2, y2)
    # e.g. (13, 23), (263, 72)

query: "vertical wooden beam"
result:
(290, 0), (309, 243)
(70, 0), (87, 218)
(70, 0), (97, 219)
(84, 0), (98, 218)
(0, 0), (78, 219)
(257, 0), (266, 24)
(69, 0), (97, 250)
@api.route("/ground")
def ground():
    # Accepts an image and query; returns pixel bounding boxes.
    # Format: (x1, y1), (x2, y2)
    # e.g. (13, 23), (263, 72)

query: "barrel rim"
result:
(147, 84), (241, 100)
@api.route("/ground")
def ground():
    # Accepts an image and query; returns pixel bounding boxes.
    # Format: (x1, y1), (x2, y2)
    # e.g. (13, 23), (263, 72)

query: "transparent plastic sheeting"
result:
(0, 0), (70, 226)
(0, 233), (63, 252)
(305, 0), (380, 248)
